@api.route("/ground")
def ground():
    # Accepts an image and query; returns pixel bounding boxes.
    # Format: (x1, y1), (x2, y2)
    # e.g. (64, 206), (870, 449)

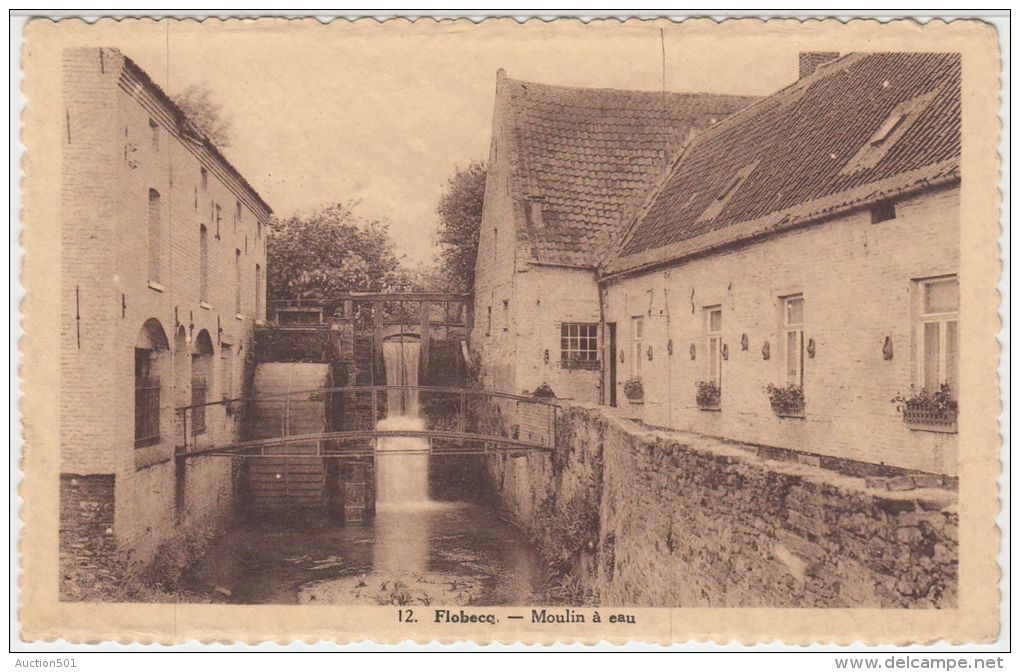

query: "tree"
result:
(435, 161), (486, 292)
(267, 202), (413, 304)
(172, 84), (233, 149)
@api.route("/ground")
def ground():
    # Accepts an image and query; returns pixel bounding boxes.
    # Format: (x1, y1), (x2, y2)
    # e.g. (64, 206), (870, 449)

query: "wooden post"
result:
(419, 300), (431, 384)
(371, 388), (378, 428)
(459, 389), (466, 433)
(373, 300), (385, 382)
(465, 299), (474, 332)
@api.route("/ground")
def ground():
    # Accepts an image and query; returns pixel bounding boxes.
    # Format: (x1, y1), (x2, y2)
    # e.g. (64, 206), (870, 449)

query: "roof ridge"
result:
(501, 73), (750, 101)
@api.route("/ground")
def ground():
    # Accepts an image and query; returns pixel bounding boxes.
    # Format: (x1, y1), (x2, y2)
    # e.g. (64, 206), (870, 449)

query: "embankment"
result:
(482, 402), (958, 608)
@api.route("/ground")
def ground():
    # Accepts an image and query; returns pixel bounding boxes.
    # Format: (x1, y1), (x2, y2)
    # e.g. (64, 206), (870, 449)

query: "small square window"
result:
(871, 201), (897, 224)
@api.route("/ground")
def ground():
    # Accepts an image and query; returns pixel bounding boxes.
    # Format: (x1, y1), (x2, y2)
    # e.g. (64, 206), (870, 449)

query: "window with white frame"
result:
(781, 295), (804, 386)
(916, 276), (959, 395)
(631, 316), (644, 376)
(705, 306), (723, 389)
(561, 323), (599, 370)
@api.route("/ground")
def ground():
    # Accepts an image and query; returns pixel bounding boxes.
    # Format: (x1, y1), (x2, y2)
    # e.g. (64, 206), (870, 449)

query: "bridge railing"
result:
(174, 385), (559, 457)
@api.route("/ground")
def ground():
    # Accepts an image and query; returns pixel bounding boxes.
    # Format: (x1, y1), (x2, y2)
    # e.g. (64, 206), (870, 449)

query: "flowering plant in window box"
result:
(765, 383), (804, 417)
(891, 384), (957, 431)
(695, 381), (721, 410)
(561, 355), (600, 371)
(623, 376), (644, 403)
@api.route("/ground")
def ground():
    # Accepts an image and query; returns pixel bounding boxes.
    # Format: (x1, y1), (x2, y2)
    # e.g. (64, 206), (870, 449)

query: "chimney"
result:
(799, 52), (840, 79)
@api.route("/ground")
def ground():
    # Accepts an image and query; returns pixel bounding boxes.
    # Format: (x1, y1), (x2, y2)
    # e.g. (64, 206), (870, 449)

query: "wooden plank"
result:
(419, 300), (431, 384)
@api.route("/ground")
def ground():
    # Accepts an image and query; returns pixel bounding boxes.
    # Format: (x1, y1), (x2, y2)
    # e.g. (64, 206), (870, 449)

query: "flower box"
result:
(765, 383), (805, 418)
(892, 384), (958, 433)
(696, 381), (721, 411)
(561, 357), (600, 371)
(623, 377), (644, 403)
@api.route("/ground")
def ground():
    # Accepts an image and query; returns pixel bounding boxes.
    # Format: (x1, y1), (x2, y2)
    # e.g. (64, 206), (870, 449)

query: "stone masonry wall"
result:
(486, 403), (958, 608)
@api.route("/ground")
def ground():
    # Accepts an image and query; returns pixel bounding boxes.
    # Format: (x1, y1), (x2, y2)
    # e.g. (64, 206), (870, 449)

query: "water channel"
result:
(185, 338), (548, 605)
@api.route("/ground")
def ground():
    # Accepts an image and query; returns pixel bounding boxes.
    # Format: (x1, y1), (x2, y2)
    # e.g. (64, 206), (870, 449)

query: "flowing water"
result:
(376, 339), (428, 504)
(182, 336), (547, 605)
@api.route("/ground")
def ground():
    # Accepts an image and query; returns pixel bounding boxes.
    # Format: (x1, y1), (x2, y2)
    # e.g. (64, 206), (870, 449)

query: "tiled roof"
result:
(502, 76), (757, 266)
(613, 52), (961, 266)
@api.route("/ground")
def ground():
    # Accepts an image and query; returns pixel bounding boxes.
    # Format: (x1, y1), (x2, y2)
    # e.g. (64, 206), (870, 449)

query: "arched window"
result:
(191, 330), (214, 435)
(134, 318), (169, 448)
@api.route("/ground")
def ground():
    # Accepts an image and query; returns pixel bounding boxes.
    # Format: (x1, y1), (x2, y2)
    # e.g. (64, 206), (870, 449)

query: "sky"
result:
(112, 19), (802, 267)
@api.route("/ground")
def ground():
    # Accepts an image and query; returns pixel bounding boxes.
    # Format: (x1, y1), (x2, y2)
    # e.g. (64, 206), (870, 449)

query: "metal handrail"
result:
(189, 428), (553, 458)
(175, 384), (562, 412)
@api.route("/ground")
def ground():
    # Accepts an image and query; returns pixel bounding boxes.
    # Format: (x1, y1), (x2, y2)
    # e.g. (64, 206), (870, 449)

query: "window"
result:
(486, 305), (492, 335)
(200, 167), (208, 191)
(697, 161), (758, 223)
(147, 189), (161, 283)
(235, 201), (242, 232)
(871, 201), (897, 224)
(705, 306), (723, 388)
(841, 88), (942, 175)
(916, 277), (959, 394)
(135, 349), (161, 447)
(190, 331), (214, 436)
(149, 119), (160, 152)
(502, 299), (509, 331)
(199, 224), (209, 302)
(561, 323), (599, 370)
(255, 263), (262, 319)
(781, 295), (804, 386)
(134, 319), (168, 448)
(493, 227), (498, 261)
(631, 316), (644, 376)
(234, 249), (242, 314)
(220, 344), (233, 401)
(215, 204), (222, 239)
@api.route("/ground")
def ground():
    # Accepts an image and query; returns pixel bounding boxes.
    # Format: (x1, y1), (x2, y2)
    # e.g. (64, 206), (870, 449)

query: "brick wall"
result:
(486, 403), (958, 608)
(60, 48), (270, 574)
(602, 185), (960, 475)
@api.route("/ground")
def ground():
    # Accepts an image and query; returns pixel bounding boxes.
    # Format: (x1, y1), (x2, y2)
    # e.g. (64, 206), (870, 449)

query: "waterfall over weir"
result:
(376, 338), (429, 505)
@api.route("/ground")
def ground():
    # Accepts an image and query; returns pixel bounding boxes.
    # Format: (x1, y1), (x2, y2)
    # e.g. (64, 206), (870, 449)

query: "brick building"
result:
(600, 52), (961, 475)
(60, 47), (272, 589)
(471, 70), (755, 400)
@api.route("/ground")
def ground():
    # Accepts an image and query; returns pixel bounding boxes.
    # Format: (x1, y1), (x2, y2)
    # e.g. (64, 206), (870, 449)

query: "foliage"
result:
(267, 202), (416, 303)
(623, 376), (644, 401)
(532, 382), (557, 398)
(435, 161), (486, 292)
(696, 380), (721, 408)
(765, 383), (805, 415)
(891, 384), (958, 415)
(534, 495), (600, 574)
(172, 84), (233, 149)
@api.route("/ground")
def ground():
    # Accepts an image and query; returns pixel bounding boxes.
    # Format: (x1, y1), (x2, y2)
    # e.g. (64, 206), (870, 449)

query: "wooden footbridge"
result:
(171, 290), (560, 518)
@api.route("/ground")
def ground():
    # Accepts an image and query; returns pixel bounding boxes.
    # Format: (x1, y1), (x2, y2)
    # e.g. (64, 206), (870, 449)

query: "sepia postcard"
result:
(16, 15), (1004, 646)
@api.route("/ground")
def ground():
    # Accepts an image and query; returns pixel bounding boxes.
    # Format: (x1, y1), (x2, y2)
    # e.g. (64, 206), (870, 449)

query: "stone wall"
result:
(485, 402), (958, 608)
(59, 474), (117, 601)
